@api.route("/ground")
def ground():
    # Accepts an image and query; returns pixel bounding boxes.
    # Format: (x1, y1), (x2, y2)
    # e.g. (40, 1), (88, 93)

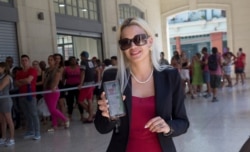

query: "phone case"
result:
(103, 80), (126, 119)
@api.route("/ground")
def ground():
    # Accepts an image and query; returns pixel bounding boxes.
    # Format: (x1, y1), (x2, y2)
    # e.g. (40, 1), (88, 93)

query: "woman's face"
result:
(0, 66), (4, 74)
(32, 61), (40, 69)
(120, 25), (153, 64)
(55, 55), (61, 65)
(48, 56), (55, 67)
(69, 58), (76, 65)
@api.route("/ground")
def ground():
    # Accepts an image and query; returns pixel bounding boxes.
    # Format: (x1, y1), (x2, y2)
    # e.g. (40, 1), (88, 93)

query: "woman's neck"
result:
(130, 63), (153, 79)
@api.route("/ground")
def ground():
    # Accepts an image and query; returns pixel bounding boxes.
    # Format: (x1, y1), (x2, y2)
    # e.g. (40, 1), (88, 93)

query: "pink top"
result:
(126, 96), (162, 152)
(209, 54), (222, 75)
(64, 66), (81, 85)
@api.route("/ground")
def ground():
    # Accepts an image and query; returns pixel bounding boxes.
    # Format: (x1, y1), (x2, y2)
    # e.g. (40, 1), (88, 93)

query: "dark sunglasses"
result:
(118, 34), (149, 51)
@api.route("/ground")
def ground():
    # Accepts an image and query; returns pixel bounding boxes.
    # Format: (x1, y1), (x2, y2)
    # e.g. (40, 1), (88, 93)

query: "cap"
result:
(80, 51), (89, 58)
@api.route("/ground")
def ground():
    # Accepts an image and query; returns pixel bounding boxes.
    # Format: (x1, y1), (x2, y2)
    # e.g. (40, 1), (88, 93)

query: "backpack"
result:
(208, 54), (218, 71)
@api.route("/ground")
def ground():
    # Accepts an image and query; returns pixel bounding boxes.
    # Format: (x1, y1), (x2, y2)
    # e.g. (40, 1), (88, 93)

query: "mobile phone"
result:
(103, 80), (126, 120)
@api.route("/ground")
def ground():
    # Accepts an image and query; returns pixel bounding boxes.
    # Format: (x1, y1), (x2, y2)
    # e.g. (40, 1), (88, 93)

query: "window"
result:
(57, 35), (74, 59)
(119, 4), (144, 24)
(0, 0), (13, 6)
(0, 0), (10, 3)
(53, 0), (99, 21)
(57, 34), (102, 60)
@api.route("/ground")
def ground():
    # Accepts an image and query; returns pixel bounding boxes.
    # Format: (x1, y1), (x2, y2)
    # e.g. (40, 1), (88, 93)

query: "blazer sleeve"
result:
(165, 69), (189, 137)
(94, 68), (118, 134)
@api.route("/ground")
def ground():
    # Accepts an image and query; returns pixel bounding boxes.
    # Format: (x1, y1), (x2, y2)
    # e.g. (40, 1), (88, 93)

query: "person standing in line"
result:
(191, 53), (203, 97)
(0, 62), (15, 146)
(239, 48), (246, 80)
(111, 56), (118, 66)
(64, 56), (84, 121)
(159, 51), (169, 65)
(15, 54), (41, 140)
(201, 47), (212, 98)
(54, 54), (67, 118)
(95, 17), (189, 152)
(171, 50), (182, 71)
(221, 52), (234, 87)
(180, 51), (193, 98)
(39, 60), (47, 72)
(209, 47), (222, 102)
(32, 60), (44, 101)
(234, 48), (246, 85)
(5, 56), (15, 74)
(78, 51), (101, 123)
(43, 55), (70, 132)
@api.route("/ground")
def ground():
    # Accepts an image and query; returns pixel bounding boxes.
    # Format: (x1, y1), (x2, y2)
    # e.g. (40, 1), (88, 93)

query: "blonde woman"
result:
(95, 18), (189, 152)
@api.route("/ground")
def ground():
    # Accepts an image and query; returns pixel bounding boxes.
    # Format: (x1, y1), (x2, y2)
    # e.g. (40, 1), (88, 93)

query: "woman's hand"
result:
(97, 92), (126, 119)
(97, 92), (110, 118)
(78, 84), (82, 90)
(144, 116), (170, 134)
(51, 87), (57, 92)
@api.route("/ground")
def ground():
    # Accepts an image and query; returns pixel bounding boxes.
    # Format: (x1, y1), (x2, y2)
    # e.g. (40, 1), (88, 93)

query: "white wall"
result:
(16, 0), (57, 61)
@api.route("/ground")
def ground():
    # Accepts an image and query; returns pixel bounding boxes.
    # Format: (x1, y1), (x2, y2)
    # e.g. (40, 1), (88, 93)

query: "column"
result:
(210, 32), (223, 53)
(175, 36), (181, 54)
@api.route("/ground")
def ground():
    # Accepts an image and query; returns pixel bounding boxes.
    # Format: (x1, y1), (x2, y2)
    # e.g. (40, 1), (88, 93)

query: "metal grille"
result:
(0, 21), (19, 66)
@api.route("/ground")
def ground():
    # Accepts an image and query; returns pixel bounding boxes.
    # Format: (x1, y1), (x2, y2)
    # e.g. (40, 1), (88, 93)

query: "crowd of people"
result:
(167, 47), (246, 102)
(0, 52), (118, 147)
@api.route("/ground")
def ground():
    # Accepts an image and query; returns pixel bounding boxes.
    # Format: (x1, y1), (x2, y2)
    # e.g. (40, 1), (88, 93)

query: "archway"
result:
(166, 8), (228, 61)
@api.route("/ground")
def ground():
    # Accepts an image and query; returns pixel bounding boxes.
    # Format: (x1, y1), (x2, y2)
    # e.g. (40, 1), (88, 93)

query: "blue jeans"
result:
(19, 97), (40, 136)
(203, 71), (210, 83)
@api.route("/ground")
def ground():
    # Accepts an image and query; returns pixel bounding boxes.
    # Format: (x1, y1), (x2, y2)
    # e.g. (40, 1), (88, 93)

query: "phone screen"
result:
(103, 80), (126, 119)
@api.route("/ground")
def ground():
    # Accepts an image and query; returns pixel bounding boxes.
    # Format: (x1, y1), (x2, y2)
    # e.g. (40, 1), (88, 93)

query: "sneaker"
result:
(5, 139), (15, 146)
(212, 97), (219, 102)
(203, 94), (211, 98)
(0, 138), (6, 145)
(47, 128), (55, 132)
(33, 135), (41, 140)
(65, 120), (70, 128)
(23, 132), (34, 139)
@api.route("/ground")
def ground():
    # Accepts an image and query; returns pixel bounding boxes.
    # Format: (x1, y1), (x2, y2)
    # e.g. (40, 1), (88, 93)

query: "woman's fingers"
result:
(145, 116), (170, 134)
(97, 92), (110, 118)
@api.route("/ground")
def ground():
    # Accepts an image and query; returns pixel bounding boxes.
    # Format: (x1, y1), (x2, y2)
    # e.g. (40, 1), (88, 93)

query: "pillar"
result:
(210, 32), (223, 53)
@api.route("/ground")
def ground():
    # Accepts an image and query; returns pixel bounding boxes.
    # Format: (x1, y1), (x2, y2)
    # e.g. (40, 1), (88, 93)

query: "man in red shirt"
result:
(15, 55), (40, 140)
(235, 48), (246, 85)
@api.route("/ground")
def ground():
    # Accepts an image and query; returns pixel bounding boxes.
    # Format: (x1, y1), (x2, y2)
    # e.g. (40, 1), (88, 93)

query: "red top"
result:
(126, 96), (162, 152)
(16, 67), (37, 96)
(64, 66), (81, 85)
(235, 54), (245, 68)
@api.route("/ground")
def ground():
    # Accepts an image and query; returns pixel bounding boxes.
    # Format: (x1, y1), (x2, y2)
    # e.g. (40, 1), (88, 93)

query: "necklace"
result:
(130, 69), (153, 84)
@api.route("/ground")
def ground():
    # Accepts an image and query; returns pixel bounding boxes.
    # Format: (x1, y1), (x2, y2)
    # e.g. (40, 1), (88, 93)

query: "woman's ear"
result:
(147, 37), (153, 48)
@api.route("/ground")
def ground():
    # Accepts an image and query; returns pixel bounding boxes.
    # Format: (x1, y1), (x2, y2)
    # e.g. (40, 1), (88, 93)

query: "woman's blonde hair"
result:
(117, 17), (169, 91)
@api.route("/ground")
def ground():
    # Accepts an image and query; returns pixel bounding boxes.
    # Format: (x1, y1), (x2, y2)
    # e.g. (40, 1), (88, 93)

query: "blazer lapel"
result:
(124, 77), (132, 123)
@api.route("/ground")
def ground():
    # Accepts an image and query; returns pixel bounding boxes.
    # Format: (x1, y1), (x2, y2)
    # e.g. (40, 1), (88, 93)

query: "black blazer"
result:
(94, 68), (189, 152)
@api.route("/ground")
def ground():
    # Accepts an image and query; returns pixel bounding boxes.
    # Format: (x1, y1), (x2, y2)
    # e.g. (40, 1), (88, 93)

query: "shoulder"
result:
(155, 67), (179, 78)
(2, 74), (12, 83)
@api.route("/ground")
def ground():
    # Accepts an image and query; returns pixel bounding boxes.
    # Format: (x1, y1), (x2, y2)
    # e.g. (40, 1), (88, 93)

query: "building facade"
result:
(0, 0), (162, 66)
(0, 0), (249, 76)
